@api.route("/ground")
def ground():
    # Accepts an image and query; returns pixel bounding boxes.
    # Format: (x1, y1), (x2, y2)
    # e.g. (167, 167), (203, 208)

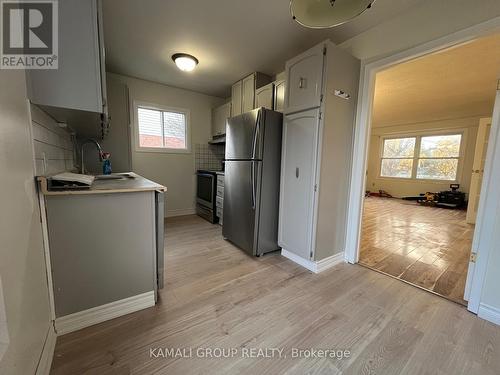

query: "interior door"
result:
(278, 108), (320, 260)
(285, 43), (325, 114)
(466, 117), (492, 224)
(222, 160), (260, 255)
(464, 86), (499, 306)
(242, 74), (256, 113)
(231, 80), (242, 117)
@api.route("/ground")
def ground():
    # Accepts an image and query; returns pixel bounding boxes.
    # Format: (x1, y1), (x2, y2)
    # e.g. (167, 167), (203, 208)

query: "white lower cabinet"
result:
(278, 109), (320, 259)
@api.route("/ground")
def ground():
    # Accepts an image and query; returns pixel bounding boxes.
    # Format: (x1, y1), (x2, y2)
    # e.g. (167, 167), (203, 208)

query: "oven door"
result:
(197, 172), (215, 208)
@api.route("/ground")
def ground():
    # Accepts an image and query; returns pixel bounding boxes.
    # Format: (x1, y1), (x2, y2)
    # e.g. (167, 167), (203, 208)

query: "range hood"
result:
(209, 134), (225, 144)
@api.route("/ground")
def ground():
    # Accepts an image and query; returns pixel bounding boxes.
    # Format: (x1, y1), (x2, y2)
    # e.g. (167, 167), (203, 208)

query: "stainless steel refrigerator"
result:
(223, 108), (283, 256)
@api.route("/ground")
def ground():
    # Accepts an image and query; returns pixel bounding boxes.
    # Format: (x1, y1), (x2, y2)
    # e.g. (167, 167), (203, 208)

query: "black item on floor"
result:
(402, 184), (466, 209)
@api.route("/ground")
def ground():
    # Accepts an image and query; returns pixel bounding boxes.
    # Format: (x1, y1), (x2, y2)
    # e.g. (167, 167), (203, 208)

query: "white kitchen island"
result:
(37, 173), (166, 335)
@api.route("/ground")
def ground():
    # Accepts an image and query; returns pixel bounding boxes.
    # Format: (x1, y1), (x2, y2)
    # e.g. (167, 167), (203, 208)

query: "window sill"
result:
(135, 147), (191, 154)
(376, 176), (458, 184)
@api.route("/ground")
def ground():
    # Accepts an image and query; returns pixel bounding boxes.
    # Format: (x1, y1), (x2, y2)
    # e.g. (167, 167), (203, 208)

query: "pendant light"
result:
(290, 0), (375, 29)
(172, 53), (199, 72)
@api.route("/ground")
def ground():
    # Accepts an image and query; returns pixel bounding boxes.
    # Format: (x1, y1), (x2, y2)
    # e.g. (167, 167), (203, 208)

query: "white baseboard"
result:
(315, 252), (345, 273)
(166, 208), (196, 218)
(35, 326), (56, 375)
(281, 249), (317, 272)
(478, 303), (500, 326)
(281, 249), (345, 274)
(55, 291), (155, 335)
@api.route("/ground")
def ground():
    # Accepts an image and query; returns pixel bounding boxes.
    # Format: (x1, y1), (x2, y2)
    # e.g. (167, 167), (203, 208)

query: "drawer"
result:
(217, 185), (224, 197)
(217, 174), (224, 186)
(216, 196), (223, 208)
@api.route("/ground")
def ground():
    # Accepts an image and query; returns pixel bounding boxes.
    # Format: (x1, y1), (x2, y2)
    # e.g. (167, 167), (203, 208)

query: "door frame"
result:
(344, 16), (500, 315)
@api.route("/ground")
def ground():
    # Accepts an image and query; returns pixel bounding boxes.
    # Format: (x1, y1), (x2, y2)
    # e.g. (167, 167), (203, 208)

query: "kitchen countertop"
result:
(37, 172), (167, 196)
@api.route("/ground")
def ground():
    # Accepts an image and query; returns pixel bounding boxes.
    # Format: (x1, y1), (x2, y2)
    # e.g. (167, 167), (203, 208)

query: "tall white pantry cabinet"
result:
(278, 40), (360, 266)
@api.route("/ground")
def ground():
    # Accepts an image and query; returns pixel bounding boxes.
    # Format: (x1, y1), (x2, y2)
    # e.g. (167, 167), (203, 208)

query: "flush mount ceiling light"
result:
(172, 53), (199, 72)
(290, 0), (375, 29)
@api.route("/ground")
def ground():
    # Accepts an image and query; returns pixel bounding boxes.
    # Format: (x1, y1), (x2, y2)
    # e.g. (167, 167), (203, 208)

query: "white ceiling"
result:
(372, 33), (500, 127)
(102, 0), (420, 97)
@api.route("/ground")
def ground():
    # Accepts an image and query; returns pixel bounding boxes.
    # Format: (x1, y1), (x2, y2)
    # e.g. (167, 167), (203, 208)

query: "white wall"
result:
(0, 71), (52, 374)
(366, 117), (482, 198)
(108, 73), (224, 216)
(339, 0), (500, 61)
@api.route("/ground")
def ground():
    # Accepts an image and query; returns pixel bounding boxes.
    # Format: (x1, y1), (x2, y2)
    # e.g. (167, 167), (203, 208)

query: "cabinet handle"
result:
(299, 77), (305, 89)
(296, 167), (299, 178)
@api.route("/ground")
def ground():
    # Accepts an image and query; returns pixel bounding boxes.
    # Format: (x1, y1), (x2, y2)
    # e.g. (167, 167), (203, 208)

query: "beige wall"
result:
(81, 73), (132, 174)
(366, 117), (482, 198)
(108, 73), (224, 216)
(0, 71), (51, 374)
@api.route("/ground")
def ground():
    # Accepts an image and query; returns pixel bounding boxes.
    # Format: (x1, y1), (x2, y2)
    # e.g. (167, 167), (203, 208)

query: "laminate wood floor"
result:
(359, 197), (473, 305)
(50, 215), (500, 375)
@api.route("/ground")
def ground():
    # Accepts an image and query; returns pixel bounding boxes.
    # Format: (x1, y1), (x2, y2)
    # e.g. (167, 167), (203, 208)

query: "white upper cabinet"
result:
(212, 102), (231, 136)
(255, 82), (274, 109)
(242, 74), (256, 113)
(274, 80), (285, 112)
(26, 0), (106, 115)
(231, 72), (271, 116)
(285, 43), (325, 114)
(231, 80), (243, 117)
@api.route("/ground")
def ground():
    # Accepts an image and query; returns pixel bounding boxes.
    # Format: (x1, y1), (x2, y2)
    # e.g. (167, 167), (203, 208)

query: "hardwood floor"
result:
(359, 197), (473, 305)
(50, 215), (500, 374)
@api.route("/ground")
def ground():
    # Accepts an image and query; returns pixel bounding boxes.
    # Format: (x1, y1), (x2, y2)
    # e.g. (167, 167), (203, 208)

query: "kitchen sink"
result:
(94, 173), (135, 180)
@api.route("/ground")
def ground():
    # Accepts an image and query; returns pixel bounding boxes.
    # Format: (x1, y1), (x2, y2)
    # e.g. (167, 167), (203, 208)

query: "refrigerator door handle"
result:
(251, 110), (261, 159)
(251, 162), (256, 210)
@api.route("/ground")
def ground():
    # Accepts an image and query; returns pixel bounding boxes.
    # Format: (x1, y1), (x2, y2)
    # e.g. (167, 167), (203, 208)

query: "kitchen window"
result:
(134, 102), (190, 153)
(380, 133), (463, 181)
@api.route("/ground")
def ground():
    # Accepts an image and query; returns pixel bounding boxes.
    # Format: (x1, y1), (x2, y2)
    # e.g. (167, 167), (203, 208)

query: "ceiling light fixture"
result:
(290, 0), (375, 29)
(172, 53), (199, 72)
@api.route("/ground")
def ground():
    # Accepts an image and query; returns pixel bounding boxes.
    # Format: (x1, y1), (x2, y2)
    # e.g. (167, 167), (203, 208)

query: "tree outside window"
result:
(380, 134), (462, 181)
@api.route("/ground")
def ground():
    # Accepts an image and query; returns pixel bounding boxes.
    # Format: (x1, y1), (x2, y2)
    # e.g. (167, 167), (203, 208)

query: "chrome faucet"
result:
(80, 138), (103, 174)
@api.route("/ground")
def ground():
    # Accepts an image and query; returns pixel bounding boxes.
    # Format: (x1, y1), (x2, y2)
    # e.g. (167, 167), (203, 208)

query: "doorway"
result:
(346, 25), (500, 314)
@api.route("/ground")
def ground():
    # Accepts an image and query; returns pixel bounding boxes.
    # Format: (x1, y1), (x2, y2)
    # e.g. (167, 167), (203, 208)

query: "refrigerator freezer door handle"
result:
(251, 162), (256, 210)
(251, 110), (261, 159)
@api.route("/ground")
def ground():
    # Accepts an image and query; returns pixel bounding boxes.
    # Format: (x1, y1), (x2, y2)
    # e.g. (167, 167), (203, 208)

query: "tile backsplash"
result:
(30, 104), (75, 176)
(195, 143), (225, 171)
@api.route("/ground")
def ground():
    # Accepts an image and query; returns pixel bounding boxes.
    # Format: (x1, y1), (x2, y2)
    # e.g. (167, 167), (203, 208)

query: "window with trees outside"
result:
(380, 133), (462, 181)
(136, 104), (190, 152)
